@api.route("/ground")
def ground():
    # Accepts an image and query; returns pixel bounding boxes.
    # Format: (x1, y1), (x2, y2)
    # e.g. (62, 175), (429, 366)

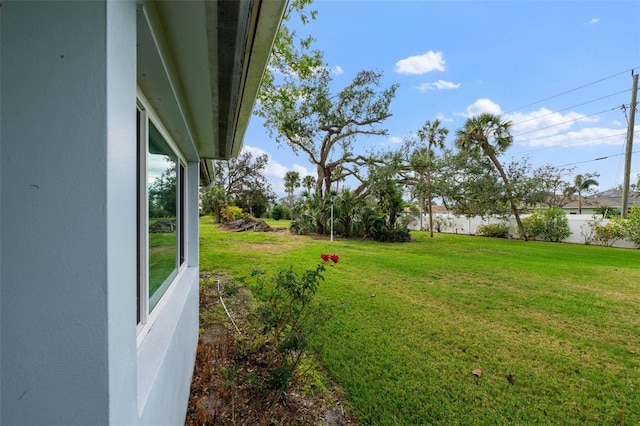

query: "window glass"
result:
(147, 122), (178, 310)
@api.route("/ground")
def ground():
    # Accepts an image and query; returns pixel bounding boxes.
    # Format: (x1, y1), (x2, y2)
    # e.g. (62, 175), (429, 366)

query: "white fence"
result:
(408, 213), (636, 249)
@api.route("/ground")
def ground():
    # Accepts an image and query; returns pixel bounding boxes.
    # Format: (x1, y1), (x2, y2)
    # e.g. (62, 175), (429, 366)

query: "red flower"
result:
(320, 253), (330, 262)
(330, 254), (339, 263)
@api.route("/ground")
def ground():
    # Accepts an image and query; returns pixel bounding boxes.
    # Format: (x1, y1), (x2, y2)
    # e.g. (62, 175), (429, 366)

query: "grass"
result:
(149, 232), (176, 295)
(199, 216), (640, 425)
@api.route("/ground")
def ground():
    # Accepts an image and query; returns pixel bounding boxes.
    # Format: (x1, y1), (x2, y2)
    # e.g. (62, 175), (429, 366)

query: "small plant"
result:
(580, 215), (600, 245)
(221, 204), (243, 222)
(612, 204), (640, 248)
(250, 254), (336, 408)
(522, 207), (571, 242)
(593, 222), (625, 247)
(477, 222), (509, 238)
(594, 205), (621, 218)
(433, 215), (455, 233)
(271, 204), (285, 220)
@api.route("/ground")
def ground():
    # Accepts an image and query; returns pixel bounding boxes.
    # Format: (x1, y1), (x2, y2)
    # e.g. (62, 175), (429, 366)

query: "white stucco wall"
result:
(1, 2), (199, 425)
(409, 213), (637, 249)
(1, 2), (115, 423)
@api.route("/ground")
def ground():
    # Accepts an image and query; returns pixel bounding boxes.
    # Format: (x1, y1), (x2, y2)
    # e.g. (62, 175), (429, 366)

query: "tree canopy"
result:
(257, 66), (398, 198)
(455, 113), (527, 240)
(201, 150), (275, 221)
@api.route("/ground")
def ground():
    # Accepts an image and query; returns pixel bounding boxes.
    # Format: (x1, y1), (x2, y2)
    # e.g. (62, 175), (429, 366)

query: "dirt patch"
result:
(185, 273), (356, 425)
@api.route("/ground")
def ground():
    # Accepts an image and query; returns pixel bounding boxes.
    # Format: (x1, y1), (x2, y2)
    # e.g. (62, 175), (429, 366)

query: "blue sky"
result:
(243, 0), (640, 198)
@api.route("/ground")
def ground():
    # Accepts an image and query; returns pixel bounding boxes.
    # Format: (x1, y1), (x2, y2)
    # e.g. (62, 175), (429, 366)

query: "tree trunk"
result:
(427, 169), (434, 238)
(487, 151), (528, 241)
(427, 144), (434, 238)
(316, 165), (326, 198)
(419, 194), (424, 231)
(427, 194), (434, 238)
(578, 192), (582, 214)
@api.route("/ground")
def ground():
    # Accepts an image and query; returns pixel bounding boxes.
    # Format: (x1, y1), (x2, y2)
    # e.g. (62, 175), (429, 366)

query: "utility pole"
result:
(622, 73), (638, 218)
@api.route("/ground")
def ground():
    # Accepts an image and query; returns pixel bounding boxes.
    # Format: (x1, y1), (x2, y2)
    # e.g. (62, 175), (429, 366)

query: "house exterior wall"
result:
(1, 2), (199, 424)
(1, 2), (116, 423)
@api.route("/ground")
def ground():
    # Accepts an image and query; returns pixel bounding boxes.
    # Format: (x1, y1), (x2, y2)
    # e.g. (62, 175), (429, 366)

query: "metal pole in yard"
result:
(330, 197), (334, 242)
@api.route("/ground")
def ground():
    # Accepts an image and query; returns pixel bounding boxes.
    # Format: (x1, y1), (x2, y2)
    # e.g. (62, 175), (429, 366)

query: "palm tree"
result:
(416, 119), (448, 237)
(302, 175), (316, 193)
(284, 171), (301, 211)
(455, 113), (527, 240)
(565, 173), (599, 214)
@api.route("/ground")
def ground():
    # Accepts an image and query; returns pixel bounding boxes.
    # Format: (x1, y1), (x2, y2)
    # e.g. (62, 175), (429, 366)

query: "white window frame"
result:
(136, 89), (188, 340)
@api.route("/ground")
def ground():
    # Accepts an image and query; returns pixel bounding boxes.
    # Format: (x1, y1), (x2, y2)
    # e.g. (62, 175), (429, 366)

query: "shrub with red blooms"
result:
(250, 255), (339, 405)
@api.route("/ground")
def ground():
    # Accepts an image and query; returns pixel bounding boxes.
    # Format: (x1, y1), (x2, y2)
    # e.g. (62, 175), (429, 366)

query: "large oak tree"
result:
(256, 67), (398, 198)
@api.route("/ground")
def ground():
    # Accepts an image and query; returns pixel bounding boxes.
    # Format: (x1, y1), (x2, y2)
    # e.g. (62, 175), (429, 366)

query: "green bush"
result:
(372, 226), (412, 242)
(221, 205), (243, 222)
(593, 222), (625, 247)
(594, 205), (620, 218)
(522, 212), (545, 240)
(613, 205), (640, 248)
(250, 261), (331, 400)
(271, 204), (285, 220)
(522, 207), (571, 242)
(477, 222), (509, 238)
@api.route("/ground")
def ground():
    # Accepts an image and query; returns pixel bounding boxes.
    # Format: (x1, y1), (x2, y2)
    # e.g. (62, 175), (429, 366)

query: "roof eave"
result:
(136, 0), (285, 186)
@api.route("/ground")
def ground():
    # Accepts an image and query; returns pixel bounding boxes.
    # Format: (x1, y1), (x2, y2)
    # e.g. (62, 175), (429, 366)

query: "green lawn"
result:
(199, 216), (640, 425)
(149, 232), (177, 295)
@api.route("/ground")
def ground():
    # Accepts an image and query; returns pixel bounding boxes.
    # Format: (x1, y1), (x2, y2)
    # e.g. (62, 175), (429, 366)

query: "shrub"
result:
(271, 204), (285, 220)
(221, 205), (243, 222)
(613, 205), (640, 248)
(594, 205), (621, 218)
(522, 207), (571, 242)
(372, 226), (412, 242)
(593, 222), (625, 247)
(477, 222), (509, 238)
(250, 256), (334, 405)
(522, 212), (545, 240)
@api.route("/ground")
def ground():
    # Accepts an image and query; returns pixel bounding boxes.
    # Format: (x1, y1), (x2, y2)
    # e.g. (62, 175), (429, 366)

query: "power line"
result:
(504, 67), (639, 115)
(512, 105), (623, 138)
(555, 150), (640, 168)
(508, 89), (631, 127)
(511, 131), (636, 157)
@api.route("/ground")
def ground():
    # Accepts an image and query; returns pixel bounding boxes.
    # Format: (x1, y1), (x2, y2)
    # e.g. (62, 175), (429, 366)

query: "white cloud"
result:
(458, 98), (503, 117)
(395, 51), (445, 75)
(589, 18), (600, 24)
(148, 154), (172, 184)
(292, 164), (313, 177)
(242, 146), (313, 196)
(416, 80), (461, 91)
(525, 126), (626, 148)
(332, 65), (344, 75)
(242, 146), (287, 178)
(436, 112), (454, 123)
(388, 136), (404, 144)
(610, 119), (622, 126)
(502, 109), (638, 152)
(506, 108), (600, 140)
